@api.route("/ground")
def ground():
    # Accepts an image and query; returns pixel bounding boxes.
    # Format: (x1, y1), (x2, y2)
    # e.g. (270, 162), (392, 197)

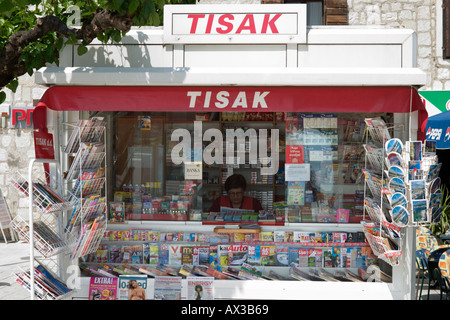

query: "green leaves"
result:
(128, 0), (140, 14)
(0, 91), (6, 104)
(0, 0), (197, 92)
(77, 44), (88, 55)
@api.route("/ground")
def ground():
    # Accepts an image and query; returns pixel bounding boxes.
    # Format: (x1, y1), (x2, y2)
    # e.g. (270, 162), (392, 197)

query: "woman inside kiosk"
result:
(208, 174), (264, 212)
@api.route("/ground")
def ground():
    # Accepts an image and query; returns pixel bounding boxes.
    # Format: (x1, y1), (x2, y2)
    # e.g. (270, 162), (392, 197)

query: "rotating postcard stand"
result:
(10, 159), (74, 300)
(362, 118), (443, 268)
(362, 118), (402, 267)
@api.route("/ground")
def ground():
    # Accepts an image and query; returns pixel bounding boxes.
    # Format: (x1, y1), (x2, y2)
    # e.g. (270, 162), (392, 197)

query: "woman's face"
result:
(228, 187), (244, 207)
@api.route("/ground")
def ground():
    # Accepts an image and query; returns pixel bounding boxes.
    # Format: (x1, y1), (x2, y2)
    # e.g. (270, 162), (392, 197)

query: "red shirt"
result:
(208, 196), (263, 212)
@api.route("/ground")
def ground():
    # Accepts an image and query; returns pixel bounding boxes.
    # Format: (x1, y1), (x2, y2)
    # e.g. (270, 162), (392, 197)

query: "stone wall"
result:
(0, 74), (47, 230)
(347, 0), (450, 91)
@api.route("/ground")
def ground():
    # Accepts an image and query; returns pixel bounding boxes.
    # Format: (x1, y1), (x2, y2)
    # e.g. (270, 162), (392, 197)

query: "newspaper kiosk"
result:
(31, 4), (427, 300)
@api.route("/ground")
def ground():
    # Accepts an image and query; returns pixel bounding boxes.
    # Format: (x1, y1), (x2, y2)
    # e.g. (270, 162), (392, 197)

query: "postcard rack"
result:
(362, 118), (402, 267)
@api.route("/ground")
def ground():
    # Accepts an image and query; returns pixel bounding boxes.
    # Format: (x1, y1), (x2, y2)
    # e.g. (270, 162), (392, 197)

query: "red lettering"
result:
(26, 109), (34, 126)
(11, 109), (26, 126)
(261, 14), (281, 33)
(236, 14), (256, 34)
(216, 14), (234, 34)
(187, 14), (205, 34)
(205, 14), (214, 34)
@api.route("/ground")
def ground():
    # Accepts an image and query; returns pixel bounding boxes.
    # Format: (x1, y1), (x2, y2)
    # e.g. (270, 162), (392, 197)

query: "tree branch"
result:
(0, 9), (134, 89)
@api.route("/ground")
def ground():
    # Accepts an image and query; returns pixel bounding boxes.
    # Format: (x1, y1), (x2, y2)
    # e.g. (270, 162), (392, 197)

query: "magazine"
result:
(154, 276), (182, 300)
(118, 275), (147, 300)
(89, 277), (118, 300)
(186, 276), (214, 300)
(228, 244), (248, 266)
(109, 202), (125, 223)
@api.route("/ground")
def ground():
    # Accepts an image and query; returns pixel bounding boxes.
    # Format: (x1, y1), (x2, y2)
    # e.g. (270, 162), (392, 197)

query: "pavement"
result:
(0, 240), (446, 300)
(0, 240), (35, 300)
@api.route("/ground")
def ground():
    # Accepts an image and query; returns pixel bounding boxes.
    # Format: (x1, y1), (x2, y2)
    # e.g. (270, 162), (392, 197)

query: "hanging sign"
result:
(34, 130), (55, 160)
(163, 4), (307, 44)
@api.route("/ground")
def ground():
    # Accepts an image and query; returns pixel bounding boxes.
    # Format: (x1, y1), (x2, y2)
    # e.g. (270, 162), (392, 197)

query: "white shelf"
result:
(72, 275), (399, 300)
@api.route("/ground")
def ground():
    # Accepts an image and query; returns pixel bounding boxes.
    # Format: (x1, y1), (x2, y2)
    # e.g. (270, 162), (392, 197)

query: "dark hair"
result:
(224, 174), (247, 192)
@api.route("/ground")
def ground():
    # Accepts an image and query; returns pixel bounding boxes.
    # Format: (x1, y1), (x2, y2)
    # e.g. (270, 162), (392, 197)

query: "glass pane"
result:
(111, 111), (391, 223)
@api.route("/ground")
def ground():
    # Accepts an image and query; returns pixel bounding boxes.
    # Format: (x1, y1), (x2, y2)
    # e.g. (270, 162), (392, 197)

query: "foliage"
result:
(0, 0), (193, 103)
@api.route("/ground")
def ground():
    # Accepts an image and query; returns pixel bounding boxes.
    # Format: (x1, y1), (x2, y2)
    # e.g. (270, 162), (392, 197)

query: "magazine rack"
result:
(63, 118), (107, 261)
(361, 221), (401, 266)
(8, 158), (73, 299)
(66, 196), (107, 260)
(11, 171), (75, 214)
(12, 258), (73, 300)
(10, 215), (68, 258)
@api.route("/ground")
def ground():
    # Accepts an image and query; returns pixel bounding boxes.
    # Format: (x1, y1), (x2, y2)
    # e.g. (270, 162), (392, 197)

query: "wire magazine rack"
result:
(11, 171), (75, 214)
(63, 118), (108, 261)
(10, 215), (69, 258)
(361, 221), (402, 266)
(12, 258), (73, 300)
(65, 196), (107, 260)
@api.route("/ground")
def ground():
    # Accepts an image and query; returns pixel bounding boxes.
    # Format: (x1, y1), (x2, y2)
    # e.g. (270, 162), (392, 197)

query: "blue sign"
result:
(425, 110), (450, 149)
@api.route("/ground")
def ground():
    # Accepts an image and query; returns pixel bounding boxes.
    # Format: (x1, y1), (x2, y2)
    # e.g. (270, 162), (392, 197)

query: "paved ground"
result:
(0, 241), (36, 300)
(0, 240), (445, 300)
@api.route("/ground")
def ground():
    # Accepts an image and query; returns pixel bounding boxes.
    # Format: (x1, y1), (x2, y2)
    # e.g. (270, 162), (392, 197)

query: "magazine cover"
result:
(193, 246), (209, 266)
(159, 243), (169, 265)
(276, 245), (289, 266)
(260, 245), (276, 266)
(247, 245), (261, 265)
(322, 248), (333, 268)
(154, 276), (182, 300)
(218, 244), (229, 266)
(118, 275), (147, 300)
(209, 245), (218, 267)
(143, 243), (159, 264)
(288, 247), (300, 266)
(109, 201), (125, 223)
(228, 244), (248, 266)
(308, 249), (322, 268)
(88, 277), (118, 300)
(186, 276), (214, 300)
(287, 181), (305, 205)
(182, 246), (194, 265)
(298, 248), (308, 267)
(336, 208), (350, 223)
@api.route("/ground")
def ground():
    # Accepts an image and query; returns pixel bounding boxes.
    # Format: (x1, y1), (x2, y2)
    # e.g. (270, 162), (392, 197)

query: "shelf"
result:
(214, 226), (261, 234)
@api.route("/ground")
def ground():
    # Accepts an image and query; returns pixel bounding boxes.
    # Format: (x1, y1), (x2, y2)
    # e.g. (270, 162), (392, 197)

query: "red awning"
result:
(36, 85), (425, 114)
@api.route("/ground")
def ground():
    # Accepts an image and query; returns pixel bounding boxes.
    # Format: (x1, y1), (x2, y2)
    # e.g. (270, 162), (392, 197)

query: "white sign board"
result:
(164, 4), (307, 44)
(285, 163), (310, 181)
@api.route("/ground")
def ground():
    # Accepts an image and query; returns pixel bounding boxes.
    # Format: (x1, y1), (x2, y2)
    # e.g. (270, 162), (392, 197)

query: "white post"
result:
(28, 159), (36, 300)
